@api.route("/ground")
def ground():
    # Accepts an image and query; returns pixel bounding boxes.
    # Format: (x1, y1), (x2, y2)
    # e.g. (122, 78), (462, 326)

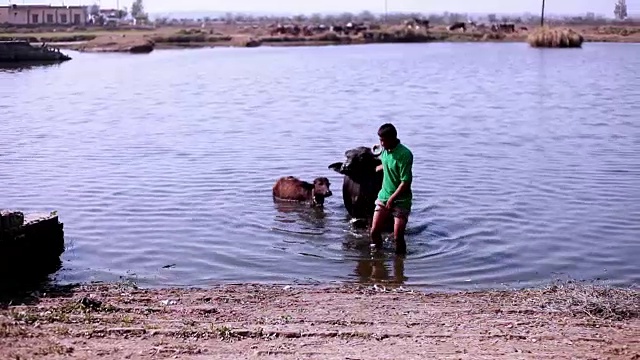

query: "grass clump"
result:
(495, 281), (640, 321)
(527, 26), (584, 48)
(537, 282), (639, 321)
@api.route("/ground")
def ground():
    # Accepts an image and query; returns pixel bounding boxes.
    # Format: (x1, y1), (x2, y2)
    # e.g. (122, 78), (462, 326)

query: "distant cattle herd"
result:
(269, 22), (378, 36)
(266, 18), (529, 37)
(446, 21), (526, 33)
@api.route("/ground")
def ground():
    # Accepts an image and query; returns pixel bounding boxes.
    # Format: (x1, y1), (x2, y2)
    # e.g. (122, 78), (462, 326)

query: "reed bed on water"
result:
(527, 26), (584, 48)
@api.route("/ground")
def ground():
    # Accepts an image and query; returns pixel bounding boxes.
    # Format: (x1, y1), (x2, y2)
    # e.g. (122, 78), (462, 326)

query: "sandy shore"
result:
(1, 282), (638, 359)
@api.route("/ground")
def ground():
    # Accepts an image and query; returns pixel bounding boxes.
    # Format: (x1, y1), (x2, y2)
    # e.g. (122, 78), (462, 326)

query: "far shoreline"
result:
(2, 23), (640, 54)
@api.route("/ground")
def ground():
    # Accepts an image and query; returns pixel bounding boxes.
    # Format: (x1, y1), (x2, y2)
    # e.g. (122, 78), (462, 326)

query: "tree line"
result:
(154, 10), (636, 26)
(88, 0), (634, 26)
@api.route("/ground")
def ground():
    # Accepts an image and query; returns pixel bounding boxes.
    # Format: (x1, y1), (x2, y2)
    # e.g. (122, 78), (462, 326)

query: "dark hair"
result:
(377, 123), (397, 139)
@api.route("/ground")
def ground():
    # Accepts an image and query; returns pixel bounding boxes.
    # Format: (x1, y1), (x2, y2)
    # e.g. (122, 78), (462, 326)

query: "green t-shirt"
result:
(377, 142), (413, 210)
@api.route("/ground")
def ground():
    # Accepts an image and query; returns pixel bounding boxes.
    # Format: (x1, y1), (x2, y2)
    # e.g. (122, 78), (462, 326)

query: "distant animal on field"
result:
(272, 176), (332, 206)
(448, 22), (467, 32)
(491, 23), (516, 33)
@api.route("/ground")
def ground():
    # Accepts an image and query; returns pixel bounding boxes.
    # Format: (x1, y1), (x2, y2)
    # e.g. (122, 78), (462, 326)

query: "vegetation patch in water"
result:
(527, 26), (584, 48)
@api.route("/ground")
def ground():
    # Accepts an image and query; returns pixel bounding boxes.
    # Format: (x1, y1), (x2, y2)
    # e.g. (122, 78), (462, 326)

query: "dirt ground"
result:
(0, 282), (638, 360)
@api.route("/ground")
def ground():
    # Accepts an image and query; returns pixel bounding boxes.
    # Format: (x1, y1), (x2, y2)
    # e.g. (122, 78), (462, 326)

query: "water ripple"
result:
(1, 43), (639, 290)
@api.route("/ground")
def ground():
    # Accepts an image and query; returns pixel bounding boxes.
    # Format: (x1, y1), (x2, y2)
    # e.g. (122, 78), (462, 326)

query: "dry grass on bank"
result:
(487, 281), (639, 321)
(528, 26), (585, 48)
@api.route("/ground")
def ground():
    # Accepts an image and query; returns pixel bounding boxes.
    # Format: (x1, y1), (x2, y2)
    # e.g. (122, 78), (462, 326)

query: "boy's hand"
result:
(385, 197), (394, 209)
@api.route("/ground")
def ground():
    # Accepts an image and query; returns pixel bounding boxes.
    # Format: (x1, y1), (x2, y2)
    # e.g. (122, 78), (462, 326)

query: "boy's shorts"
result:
(375, 199), (411, 221)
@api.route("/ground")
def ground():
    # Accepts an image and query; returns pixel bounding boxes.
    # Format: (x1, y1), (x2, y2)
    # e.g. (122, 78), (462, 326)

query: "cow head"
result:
(312, 177), (332, 205)
(328, 146), (380, 180)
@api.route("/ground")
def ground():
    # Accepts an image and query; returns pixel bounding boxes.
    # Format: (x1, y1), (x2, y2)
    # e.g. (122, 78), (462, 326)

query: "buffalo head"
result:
(312, 177), (332, 205)
(328, 147), (380, 181)
(328, 146), (383, 221)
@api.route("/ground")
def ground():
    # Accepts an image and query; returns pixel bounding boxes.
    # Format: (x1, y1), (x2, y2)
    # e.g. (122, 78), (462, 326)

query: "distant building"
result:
(0, 4), (88, 25)
(97, 9), (119, 18)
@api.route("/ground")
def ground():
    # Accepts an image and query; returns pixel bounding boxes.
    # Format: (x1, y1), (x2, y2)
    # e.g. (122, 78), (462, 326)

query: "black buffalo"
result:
(328, 146), (384, 222)
(448, 22), (466, 32)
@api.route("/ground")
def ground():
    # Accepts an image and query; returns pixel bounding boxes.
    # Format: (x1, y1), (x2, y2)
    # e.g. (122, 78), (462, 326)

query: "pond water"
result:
(1, 42), (639, 291)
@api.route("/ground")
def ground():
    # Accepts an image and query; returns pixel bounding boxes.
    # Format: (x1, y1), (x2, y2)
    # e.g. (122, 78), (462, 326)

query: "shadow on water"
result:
(0, 258), (78, 306)
(0, 215), (70, 305)
(271, 201), (328, 236)
(0, 61), (65, 73)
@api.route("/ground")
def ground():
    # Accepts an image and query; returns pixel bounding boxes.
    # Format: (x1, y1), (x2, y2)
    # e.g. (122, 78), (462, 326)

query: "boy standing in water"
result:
(370, 123), (414, 255)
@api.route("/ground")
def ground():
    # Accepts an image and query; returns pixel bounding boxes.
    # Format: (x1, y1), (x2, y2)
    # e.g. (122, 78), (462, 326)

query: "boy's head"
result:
(377, 123), (398, 150)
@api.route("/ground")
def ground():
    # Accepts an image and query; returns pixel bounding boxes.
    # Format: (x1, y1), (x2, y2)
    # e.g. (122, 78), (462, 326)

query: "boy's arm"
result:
(387, 153), (413, 205)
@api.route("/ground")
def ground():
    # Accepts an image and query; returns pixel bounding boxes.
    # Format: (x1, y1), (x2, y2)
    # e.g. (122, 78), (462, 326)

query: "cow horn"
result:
(372, 145), (383, 156)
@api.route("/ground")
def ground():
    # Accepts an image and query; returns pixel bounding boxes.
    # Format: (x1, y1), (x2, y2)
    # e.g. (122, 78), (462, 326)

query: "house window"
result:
(60, 14), (67, 23)
(73, 14), (81, 24)
(32, 14), (39, 23)
(47, 14), (54, 23)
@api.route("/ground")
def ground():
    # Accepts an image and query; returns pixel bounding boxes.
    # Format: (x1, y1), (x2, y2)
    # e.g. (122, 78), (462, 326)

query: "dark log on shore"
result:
(0, 210), (65, 289)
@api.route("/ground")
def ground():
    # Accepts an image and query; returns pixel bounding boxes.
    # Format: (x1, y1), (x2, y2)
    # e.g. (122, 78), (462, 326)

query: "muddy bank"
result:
(65, 34), (155, 53)
(1, 282), (638, 359)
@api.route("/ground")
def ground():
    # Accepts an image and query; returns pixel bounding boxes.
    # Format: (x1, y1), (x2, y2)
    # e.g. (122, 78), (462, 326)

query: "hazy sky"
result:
(5, 0), (638, 16)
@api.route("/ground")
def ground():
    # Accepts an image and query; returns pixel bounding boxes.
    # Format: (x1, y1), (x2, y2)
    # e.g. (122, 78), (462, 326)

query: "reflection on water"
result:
(1, 42), (639, 291)
(0, 257), (63, 302)
(354, 254), (407, 285)
(272, 201), (328, 236)
(0, 62), (65, 73)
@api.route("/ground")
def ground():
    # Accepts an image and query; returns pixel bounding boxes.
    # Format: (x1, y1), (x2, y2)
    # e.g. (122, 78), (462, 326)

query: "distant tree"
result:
(116, 8), (127, 19)
(357, 10), (376, 22)
(448, 12), (464, 23)
(131, 0), (146, 19)
(309, 13), (323, 24)
(337, 12), (354, 23)
(292, 14), (307, 23)
(224, 12), (234, 24)
(487, 13), (497, 23)
(428, 14), (444, 24)
(89, 3), (100, 16)
(323, 14), (336, 24)
(614, 0), (628, 20)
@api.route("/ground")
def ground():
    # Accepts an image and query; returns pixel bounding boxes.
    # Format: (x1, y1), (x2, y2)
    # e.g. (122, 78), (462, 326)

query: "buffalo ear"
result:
(328, 162), (343, 173)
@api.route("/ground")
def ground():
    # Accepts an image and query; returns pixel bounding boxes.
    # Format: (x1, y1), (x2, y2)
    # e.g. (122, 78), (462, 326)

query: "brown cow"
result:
(272, 176), (333, 206)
